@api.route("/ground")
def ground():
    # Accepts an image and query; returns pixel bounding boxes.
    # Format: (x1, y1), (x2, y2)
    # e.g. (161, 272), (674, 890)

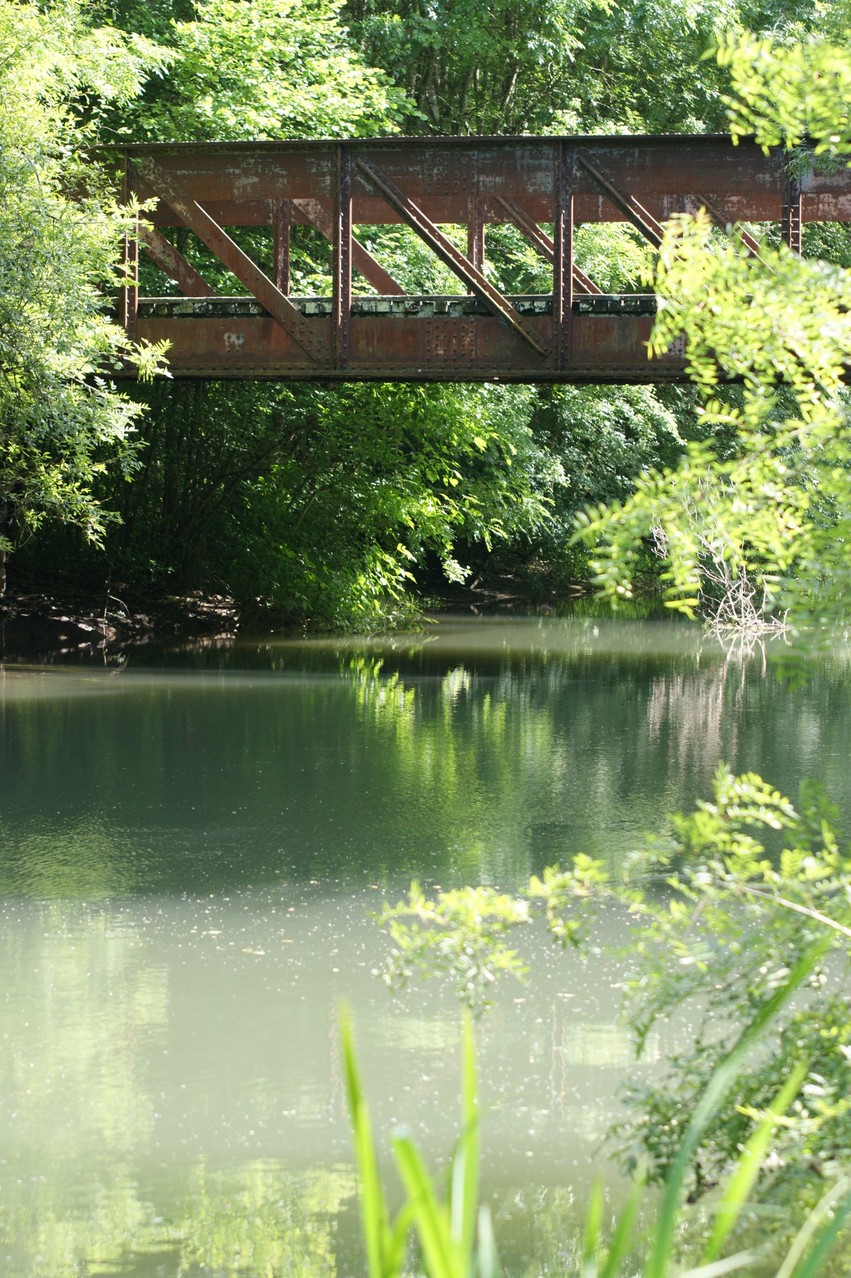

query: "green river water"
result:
(1, 615), (849, 1276)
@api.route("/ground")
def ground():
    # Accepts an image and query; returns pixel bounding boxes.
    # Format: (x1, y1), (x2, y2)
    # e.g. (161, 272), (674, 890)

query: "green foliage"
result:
(563, 0), (745, 133)
(345, 0), (819, 136)
(574, 29), (851, 633)
(0, 0), (170, 589)
(379, 766), (851, 1263)
(97, 379), (552, 628)
(23, 0), (851, 620)
(342, 1011), (497, 1278)
(714, 28), (851, 159)
(650, 213), (851, 405)
(346, 0), (596, 135)
(117, 0), (412, 141)
(618, 768), (851, 1212)
(379, 883), (531, 1013)
(519, 385), (686, 582)
(378, 864), (613, 1016)
(347, 962), (850, 1275)
(572, 433), (809, 623)
(69, 0), (848, 620)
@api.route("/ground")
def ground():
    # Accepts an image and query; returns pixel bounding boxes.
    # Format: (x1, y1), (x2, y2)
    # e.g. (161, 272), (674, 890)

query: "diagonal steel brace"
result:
(578, 152), (665, 248)
(357, 159), (550, 357)
(139, 225), (217, 297)
(494, 196), (602, 295)
(700, 197), (766, 262)
(134, 157), (328, 362)
(293, 198), (406, 295)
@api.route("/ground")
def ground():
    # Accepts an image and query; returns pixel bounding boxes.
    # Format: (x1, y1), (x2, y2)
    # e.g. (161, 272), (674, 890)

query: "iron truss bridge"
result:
(108, 134), (851, 382)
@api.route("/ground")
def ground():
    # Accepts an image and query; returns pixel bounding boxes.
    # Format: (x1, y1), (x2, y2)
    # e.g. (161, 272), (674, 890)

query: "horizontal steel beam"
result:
(113, 136), (851, 228)
(131, 310), (677, 382)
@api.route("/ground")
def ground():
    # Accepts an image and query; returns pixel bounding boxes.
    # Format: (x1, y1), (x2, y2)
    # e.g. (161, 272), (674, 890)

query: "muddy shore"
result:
(0, 588), (242, 661)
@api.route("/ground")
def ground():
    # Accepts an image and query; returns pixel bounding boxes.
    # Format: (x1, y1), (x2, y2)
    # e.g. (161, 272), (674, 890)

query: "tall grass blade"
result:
(340, 1008), (394, 1278)
(702, 1060), (809, 1264)
(678, 1249), (765, 1277)
(451, 1013), (480, 1264)
(784, 1188), (851, 1278)
(477, 1204), (501, 1278)
(644, 943), (828, 1278)
(774, 1175), (851, 1278)
(393, 1131), (460, 1278)
(582, 1177), (605, 1276)
(599, 1168), (646, 1278)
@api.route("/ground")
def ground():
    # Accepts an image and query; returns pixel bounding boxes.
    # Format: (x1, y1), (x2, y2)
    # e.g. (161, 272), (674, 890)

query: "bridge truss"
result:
(112, 135), (851, 382)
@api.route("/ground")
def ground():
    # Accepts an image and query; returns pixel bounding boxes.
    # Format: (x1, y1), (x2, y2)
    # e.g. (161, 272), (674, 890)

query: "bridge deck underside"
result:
(111, 135), (851, 382)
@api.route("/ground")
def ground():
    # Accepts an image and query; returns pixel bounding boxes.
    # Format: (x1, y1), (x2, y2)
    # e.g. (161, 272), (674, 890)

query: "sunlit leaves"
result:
(379, 882), (531, 1013)
(343, 1012), (500, 1278)
(122, 0), (411, 142)
(650, 210), (851, 409)
(211, 380), (551, 628)
(713, 30), (851, 159)
(617, 765), (851, 1215)
(349, 0), (594, 134)
(577, 156), (851, 628)
(0, 1), (171, 563)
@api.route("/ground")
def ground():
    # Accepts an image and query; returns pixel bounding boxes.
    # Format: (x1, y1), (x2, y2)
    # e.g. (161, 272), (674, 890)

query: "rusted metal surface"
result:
(494, 195), (602, 296)
(700, 197), (765, 261)
(119, 153), (138, 342)
(139, 224), (216, 297)
(134, 156), (329, 362)
(272, 200), (291, 293)
(783, 177), (803, 254)
(577, 151), (665, 248)
(356, 156), (551, 356)
(554, 141), (575, 372)
(108, 135), (851, 382)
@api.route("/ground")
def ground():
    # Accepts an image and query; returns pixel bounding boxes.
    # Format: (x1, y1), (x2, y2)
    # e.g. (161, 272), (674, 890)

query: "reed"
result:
(342, 952), (850, 1277)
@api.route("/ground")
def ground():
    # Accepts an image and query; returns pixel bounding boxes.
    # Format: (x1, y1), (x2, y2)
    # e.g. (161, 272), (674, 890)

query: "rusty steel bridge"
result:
(112, 134), (851, 383)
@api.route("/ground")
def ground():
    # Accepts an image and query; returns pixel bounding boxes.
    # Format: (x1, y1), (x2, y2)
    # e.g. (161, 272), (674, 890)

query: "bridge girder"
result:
(108, 134), (846, 382)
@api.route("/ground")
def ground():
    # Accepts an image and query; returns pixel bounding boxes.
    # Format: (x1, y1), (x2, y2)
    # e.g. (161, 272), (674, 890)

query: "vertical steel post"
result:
(782, 176), (802, 254)
(121, 152), (139, 342)
(554, 141), (575, 371)
(273, 200), (292, 294)
(333, 144), (352, 369)
(467, 196), (485, 272)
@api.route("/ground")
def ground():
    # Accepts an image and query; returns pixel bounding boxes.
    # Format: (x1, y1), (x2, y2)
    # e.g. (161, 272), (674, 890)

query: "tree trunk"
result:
(0, 501), (11, 598)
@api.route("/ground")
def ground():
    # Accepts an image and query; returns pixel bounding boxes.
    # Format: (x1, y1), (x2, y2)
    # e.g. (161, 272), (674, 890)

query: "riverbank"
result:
(0, 588), (242, 660)
(0, 574), (580, 660)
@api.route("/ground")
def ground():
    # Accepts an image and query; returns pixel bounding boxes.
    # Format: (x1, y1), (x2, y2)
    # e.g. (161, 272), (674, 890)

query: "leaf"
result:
(643, 945), (829, 1278)
(701, 1061), (810, 1264)
(393, 1134), (460, 1278)
(582, 1177), (605, 1274)
(774, 1176), (851, 1278)
(340, 1008), (396, 1278)
(451, 1014), (480, 1264)
(599, 1168), (646, 1278)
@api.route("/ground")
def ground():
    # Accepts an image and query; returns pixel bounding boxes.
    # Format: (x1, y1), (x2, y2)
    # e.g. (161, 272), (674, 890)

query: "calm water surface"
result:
(1, 616), (849, 1276)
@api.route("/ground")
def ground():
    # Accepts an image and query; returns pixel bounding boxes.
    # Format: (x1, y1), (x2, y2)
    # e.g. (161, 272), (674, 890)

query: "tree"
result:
(112, 0), (411, 142)
(344, 0), (829, 137)
(99, 379), (552, 627)
(20, 0), (844, 623)
(573, 26), (851, 637)
(344, 0), (597, 135)
(82, 0), (567, 625)
(0, 0), (168, 595)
